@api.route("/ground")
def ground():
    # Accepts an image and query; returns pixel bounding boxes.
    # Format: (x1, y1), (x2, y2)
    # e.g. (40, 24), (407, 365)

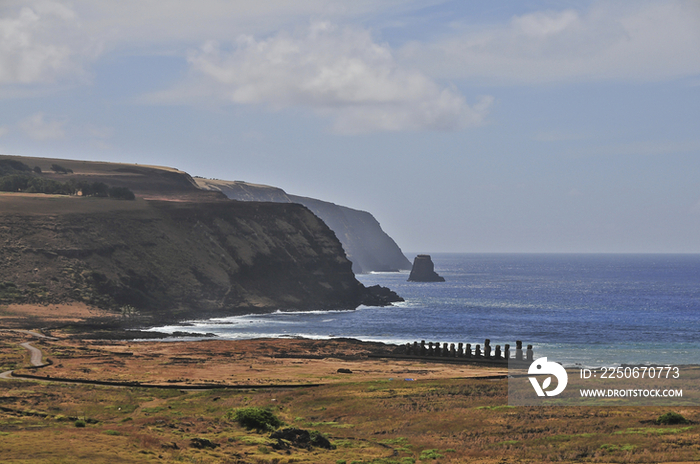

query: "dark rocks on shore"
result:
(361, 284), (404, 305)
(407, 255), (445, 282)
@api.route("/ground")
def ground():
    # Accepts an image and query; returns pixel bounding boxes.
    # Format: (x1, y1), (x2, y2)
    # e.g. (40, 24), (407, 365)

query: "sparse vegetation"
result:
(0, 173), (135, 199)
(0, 281), (22, 304)
(1, 340), (700, 463)
(0, 159), (134, 199)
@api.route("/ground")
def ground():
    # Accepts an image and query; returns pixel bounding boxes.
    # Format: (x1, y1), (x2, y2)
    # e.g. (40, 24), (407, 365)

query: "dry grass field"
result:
(2, 317), (700, 463)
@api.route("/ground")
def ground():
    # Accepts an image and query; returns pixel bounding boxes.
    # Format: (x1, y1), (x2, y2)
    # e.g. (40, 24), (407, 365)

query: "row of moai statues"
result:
(404, 339), (533, 362)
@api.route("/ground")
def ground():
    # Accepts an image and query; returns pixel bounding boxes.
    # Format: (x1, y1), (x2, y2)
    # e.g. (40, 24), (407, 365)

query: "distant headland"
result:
(195, 178), (412, 275)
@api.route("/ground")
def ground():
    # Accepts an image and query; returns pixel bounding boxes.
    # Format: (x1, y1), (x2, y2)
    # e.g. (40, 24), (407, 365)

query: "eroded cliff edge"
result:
(0, 155), (402, 323)
(195, 178), (412, 274)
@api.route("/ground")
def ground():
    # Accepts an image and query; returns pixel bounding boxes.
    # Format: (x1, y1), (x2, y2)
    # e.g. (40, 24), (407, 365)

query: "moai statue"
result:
(475, 344), (482, 357)
(428, 342), (434, 356)
(495, 345), (502, 359)
(526, 344), (534, 362)
(442, 343), (450, 357)
(457, 342), (464, 357)
(413, 341), (419, 355)
(484, 339), (491, 358)
(504, 344), (510, 361)
(515, 340), (523, 361)
(450, 343), (456, 357)
(420, 340), (426, 356)
(465, 343), (472, 358)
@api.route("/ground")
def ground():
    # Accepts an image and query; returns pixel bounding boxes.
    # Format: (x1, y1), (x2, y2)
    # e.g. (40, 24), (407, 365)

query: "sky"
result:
(1, 0), (699, 253)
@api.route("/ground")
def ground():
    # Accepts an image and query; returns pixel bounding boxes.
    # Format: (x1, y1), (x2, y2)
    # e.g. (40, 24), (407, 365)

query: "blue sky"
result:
(1, 0), (699, 253)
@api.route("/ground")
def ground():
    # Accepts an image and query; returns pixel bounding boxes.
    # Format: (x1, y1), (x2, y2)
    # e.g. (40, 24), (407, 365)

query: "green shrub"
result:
(227, 407), (282, 432)
(74, 419), (86, 428)
(656, 412), (690, 425)
(419, 449), (443, 460)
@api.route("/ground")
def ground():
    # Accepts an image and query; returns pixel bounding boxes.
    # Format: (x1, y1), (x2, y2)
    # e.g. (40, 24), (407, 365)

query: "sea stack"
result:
(407, 255), (445, 282)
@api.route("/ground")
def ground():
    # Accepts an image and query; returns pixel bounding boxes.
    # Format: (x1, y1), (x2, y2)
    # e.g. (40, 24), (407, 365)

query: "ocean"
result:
(147, 253), (700, 367)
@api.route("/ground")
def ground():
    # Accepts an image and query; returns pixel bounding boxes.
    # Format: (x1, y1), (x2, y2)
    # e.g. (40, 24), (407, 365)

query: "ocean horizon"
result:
(147, 253), (700, 367)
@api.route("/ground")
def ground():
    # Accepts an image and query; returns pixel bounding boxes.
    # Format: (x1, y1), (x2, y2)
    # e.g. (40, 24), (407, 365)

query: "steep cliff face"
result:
(0, 195), (397, 322)
(195, 179), (411, 274)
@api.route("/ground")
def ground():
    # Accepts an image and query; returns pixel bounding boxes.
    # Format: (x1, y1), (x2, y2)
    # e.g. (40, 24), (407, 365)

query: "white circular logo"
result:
(528, 357), (568, 397)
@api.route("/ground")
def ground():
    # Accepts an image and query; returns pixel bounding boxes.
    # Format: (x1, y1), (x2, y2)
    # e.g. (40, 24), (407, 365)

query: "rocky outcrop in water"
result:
(407, 255), (445, 282)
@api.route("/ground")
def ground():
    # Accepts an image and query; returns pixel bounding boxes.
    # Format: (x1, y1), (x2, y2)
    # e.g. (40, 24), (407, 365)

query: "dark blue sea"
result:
(148, 254), (700, 366)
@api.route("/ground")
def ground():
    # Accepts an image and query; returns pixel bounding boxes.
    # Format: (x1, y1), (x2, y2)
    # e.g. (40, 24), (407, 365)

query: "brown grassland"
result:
(1, 306), (700, 463)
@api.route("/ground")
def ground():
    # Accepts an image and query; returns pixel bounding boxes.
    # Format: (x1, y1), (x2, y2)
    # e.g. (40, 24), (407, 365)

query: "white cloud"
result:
(152, 22), (492, 133)
(400, 1), (700, 84)
(19, 112), (65, 140)
(0, 2), (94, 85)
(0, 0), (436, 88)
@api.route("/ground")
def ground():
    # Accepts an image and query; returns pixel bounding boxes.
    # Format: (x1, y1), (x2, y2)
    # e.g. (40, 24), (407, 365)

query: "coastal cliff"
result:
(0, 155), (401, 322)
(195, 178), (412, 274)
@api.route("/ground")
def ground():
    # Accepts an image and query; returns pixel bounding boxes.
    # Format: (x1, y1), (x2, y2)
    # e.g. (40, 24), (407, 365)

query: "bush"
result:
(25, 177), (71, 195)
(74, 419), (86, 428)
(228, 407), (282, 432)
(656, 412), (690, 425)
